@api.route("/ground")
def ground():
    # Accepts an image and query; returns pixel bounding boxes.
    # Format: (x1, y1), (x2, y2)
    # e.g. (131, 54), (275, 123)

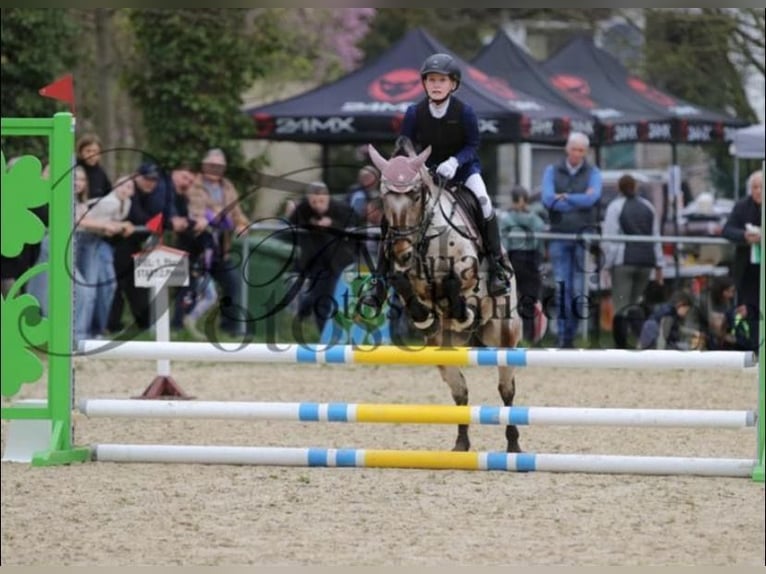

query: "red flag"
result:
(39, 74), (76, 114)
(146, 213), (164, 236)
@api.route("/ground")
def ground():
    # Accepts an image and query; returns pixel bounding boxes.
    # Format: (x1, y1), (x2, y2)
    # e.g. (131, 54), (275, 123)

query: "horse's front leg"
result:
(436, 365), (470, 451)
(390, 271), (437, 333)
(498, 366), (522, 453)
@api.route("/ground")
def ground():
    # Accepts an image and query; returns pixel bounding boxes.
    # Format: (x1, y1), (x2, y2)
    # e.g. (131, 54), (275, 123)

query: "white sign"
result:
(133, 246), (190, 288)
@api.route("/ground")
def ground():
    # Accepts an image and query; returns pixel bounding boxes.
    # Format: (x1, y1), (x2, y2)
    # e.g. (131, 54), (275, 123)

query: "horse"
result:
(367, 138), (523, 453)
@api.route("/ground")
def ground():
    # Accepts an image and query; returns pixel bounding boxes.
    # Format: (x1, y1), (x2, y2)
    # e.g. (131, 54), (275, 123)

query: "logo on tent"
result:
(466, 67), (517, 100)
(627, 77), (676, 108)
(550, 74), (596, 109)
(368, 69), (423, 103)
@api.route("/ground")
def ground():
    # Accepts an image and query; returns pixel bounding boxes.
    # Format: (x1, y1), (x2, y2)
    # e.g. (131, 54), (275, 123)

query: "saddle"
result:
(442, 182), (485, 252)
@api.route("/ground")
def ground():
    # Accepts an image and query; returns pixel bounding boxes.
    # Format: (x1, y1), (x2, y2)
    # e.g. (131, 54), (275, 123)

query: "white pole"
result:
(91, 444), (756, 477)
(152, 285), (171, 377)
(78, 399), (756, 429)
(76, 341), (755, 370)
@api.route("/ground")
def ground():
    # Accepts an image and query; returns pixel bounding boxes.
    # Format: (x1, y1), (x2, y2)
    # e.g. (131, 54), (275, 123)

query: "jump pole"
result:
(90, 444), (756, 477)
(78, 399), (757, 429)
(77, 341), (755, 370)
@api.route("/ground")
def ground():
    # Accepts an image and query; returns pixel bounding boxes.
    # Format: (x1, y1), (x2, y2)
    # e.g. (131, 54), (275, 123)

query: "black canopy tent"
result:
(244, 27), (595, 193)
(472, 30), (604, 143)
(541, 35), (747, 148)
(244, 27), (591, 146)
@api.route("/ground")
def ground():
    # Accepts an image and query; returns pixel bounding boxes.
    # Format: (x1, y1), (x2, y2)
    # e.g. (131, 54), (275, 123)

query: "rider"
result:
(370, 53), (511, 301)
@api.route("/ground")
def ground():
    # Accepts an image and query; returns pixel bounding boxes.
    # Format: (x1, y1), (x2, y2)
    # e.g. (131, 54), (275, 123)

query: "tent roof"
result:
(473, 30), (600, 141)
(731, 124), (765, 159)
(542, 35), (747, 144)
(244, 28), (590, 144)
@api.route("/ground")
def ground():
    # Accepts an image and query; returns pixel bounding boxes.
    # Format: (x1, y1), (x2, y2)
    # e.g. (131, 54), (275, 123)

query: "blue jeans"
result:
(75, 232), (117, 337)
(26, 233), (50, 316)
(74, 267), (95, 342)
(548, 239), (588, 347)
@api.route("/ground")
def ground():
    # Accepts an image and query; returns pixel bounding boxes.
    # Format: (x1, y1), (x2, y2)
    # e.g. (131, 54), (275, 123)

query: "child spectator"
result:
(75, 169), (134, 340)
(638, 290), (701, 350)
(500, 185), (546, 342)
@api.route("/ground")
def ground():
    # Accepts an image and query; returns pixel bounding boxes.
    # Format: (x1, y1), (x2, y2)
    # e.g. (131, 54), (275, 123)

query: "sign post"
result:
(133, 245), (192, 399)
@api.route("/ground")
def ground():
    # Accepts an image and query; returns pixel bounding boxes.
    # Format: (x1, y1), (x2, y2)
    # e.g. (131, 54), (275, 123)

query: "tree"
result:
(642, 9), (762, 195)
(125, 8), (269, 208)
(0, 9), (81, 159)
(360, 8), (614, 63)
(276, 9), (375, 82)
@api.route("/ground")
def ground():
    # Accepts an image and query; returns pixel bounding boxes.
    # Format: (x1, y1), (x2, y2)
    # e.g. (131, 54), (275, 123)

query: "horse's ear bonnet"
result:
(367, 145), (432, 194)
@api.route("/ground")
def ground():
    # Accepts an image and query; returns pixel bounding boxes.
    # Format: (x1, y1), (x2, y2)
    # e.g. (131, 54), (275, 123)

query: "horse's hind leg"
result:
(498, 366), (522, 453)
(437, 365), (470, 451)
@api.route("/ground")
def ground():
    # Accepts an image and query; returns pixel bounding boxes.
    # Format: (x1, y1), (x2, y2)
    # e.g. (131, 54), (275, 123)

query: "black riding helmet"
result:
(420, 53), (461, 91)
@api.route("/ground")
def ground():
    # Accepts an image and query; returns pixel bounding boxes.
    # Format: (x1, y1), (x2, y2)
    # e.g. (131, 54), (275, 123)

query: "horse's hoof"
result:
(452, 441), (470, 452)
(506, 443), (523, 453)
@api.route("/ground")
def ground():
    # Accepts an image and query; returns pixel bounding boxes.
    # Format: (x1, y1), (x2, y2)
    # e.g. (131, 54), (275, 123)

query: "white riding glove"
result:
(436, 157), (459, 180)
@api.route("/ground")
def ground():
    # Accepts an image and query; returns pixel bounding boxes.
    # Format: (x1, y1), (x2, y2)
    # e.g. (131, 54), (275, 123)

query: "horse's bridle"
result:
(384, 178), (447, 258)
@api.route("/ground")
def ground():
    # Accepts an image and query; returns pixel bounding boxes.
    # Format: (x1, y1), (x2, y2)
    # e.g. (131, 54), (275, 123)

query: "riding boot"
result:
(480, 213), (512, 297)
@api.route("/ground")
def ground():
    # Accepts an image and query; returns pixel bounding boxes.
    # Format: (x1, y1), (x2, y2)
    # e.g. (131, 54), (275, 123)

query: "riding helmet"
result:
(420, 53), (461, 90)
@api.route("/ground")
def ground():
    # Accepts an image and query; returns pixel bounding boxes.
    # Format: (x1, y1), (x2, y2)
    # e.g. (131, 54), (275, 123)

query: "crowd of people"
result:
(2, 53), (762, 353)
(1, 135), (253, 341)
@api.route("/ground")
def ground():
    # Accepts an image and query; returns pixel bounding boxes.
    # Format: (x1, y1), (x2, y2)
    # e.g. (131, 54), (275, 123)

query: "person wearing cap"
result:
(108, 161), (174, 332)
(393, 53), (511, 298)
(288, 181), (358, 333)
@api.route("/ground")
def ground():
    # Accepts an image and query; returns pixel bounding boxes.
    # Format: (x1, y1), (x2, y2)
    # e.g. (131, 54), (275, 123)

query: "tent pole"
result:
(671, 143), (681, 290)
(321, 144), (330, 187)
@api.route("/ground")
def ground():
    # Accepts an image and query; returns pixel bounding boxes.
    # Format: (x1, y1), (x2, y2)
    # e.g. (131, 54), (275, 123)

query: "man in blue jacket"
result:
(542, 132), (602, 348)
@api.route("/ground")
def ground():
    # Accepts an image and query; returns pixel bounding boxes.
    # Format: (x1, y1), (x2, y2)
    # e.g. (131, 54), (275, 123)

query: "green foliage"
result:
(644, 10), (756, 121)
(360, 9), (613, 62)
(0, 8), (80, 159)
(124, 9), (266, 205)
(360, 9), (496, 61)
(644, 10), (758, 197)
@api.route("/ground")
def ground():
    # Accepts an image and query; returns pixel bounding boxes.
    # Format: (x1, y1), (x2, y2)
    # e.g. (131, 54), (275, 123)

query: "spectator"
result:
(109, 162), (170, 332)
(11, 161), (50, 306)
(347, 164), (382, 268)
(79, 173), (135, 338)
(188, 149), (250, 336)
(541, 131), (602, 348)
(165, 163), (221, 338)
(638, 290), (700, 350)
(722, 169), (762, 353)
(288, 181), (358, 333)
(701, 276), (738, 350)
(347, 165), (381, 224)
(500, 185), (546, 342)
(603, 174), (664, 349)
(74, 169), (134, 340)
(76, 133), (112, 200)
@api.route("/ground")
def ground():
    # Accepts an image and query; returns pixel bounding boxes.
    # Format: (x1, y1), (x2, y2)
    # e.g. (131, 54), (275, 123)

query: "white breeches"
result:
(465, 173), (494, 219)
